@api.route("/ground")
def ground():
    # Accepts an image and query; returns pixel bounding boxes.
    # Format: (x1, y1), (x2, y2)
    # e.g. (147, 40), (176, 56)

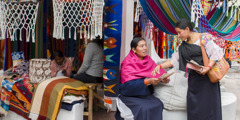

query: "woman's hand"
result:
(151, 65), (161, 76)
(159, 77), (170, 83)
(196, 66), (210, 75)
(148, 78), (160, 85)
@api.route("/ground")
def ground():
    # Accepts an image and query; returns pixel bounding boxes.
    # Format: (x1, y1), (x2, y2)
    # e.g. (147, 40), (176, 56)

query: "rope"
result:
(52, 0), (104, 40)
(0, 1), (39, 42)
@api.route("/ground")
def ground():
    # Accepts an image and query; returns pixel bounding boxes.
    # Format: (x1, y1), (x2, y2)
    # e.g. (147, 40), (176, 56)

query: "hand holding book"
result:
(158, 72), (174, 83)
(186, 60), (212, 75)
(186, 60), (203, 72)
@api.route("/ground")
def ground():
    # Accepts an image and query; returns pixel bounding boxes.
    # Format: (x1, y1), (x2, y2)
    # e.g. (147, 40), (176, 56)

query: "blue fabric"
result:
(117, 94), (163, 120)
(103, 0), (122, 97)
(61, 100), (84, 111)
(116, 79), (163, 120)
(120, 78), (150, 96)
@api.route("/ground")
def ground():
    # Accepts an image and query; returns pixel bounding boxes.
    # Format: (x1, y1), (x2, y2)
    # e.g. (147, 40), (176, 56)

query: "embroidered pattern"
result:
(29, 59), (51, 83)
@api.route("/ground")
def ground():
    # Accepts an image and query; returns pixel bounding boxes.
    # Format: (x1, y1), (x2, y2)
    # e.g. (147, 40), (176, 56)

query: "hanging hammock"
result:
(139, 0), (240, 42)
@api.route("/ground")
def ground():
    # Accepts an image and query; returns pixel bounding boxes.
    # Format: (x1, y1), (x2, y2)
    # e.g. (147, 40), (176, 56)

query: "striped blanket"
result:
(29, 76), (88, 120)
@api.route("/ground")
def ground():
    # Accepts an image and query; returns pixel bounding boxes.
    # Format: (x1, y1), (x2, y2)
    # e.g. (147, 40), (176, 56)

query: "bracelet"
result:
(207, 65), (212, 69)
(159, 64), (162, 69)
(144, 79), (150, 85)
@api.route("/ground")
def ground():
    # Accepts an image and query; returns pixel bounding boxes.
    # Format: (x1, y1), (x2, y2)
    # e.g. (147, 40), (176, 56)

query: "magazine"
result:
(159, 71), (175, 80)
(186, 60), (203, 71)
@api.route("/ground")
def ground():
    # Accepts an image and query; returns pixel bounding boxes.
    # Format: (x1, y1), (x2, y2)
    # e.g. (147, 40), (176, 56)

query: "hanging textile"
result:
(138, 0), (240, 42)
(52, 0), (104, 41)
(103, 0), (121, 109)
(0, 1), (39, 42)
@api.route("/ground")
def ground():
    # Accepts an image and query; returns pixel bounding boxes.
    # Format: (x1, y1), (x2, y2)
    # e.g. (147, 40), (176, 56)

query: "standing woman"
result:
(152, 19), (223, 120)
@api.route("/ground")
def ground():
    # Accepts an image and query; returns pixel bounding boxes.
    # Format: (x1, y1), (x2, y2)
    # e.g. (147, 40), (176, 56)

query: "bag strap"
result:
(200, 34), (210, 67)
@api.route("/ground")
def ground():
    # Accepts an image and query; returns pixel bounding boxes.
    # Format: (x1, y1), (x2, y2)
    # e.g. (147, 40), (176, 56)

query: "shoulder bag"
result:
(200, 35), (230, 83)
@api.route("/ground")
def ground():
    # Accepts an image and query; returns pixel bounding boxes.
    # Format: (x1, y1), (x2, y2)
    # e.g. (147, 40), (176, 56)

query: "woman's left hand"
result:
(160, 77), (170, 83)
(196, 66), (210, 75)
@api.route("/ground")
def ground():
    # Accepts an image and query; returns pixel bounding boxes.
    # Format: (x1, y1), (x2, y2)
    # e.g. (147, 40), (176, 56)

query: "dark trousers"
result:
(73, 72), (103, 83)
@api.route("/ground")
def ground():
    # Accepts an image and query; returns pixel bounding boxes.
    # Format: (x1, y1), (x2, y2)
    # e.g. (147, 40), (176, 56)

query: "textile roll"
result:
(29, 59), (51, 83)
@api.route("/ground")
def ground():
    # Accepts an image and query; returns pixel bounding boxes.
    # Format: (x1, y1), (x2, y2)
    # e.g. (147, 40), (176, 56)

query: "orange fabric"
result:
(144, 79), (149, 85)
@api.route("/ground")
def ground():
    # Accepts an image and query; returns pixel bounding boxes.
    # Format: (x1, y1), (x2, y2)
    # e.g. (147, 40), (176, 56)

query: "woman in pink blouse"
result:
(50, 50), (72, 77)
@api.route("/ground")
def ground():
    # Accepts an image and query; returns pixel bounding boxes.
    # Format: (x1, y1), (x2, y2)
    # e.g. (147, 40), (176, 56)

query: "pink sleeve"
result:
(51, 61), (57, 77)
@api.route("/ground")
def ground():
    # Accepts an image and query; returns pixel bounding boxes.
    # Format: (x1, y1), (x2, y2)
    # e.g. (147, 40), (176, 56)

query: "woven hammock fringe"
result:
(53, 0), (104, 41)
(0, 1), (38, 42)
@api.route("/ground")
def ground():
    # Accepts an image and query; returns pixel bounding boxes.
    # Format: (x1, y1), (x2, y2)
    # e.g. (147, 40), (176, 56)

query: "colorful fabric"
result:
(29, 76), (88, 120)
(29, 59), (51, 83)
(9, 78), (37, 120)
(138, 0), (240, 41)
(121, 50), (166, 84)
(11, 52), (24, 72)
(103, 0), (122, 109)
(0, 78), (23, 115)
(15, 60), (29, 75)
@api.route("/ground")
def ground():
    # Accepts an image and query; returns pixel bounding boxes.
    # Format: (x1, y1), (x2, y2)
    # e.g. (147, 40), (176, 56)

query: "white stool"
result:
(221, 92), (237, 120)
(57, 102), (84, 120)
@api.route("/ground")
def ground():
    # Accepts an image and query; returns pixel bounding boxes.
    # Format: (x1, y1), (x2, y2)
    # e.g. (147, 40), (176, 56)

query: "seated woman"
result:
(74, 37), (103, 83)
(51, 50), (72, 77)
(115, 37), (169, 120)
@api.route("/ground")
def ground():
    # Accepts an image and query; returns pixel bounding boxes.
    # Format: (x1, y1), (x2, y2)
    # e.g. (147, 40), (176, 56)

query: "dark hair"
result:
(130, 37), (145, 49)
(175, 19), (194, 31)
(91, 36), (103, 48)
(53, 50), (64, 59)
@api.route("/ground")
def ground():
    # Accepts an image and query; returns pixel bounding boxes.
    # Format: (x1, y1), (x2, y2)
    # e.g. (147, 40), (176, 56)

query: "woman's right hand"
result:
(151, 65), (161, 76)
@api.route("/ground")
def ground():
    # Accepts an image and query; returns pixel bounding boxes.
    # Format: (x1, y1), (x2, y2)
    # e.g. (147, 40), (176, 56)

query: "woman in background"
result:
(51, 50), (72, 77)
(74, 37), (103, 83)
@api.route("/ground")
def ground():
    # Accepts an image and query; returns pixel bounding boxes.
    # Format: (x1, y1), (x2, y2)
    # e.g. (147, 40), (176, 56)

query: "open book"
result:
(186, 60), (203, 71)
(159, 71), (175, 80)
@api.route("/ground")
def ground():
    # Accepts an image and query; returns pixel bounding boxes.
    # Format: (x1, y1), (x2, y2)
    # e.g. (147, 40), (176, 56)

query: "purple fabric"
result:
(120, 50), (166, 83)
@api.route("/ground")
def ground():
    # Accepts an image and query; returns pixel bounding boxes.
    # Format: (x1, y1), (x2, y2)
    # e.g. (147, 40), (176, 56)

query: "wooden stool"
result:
(84, 83), (104, 120)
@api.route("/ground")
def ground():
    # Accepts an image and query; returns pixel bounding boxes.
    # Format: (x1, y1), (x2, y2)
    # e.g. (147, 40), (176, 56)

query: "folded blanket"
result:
(29, 76), (88, 120)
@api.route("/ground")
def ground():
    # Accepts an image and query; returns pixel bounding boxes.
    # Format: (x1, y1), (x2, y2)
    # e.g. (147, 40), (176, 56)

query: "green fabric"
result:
(158, 0), (175, 26)
(168, 0), (189, 19)
(36, 1), (44, 58)
(209, 8), (221, 26)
